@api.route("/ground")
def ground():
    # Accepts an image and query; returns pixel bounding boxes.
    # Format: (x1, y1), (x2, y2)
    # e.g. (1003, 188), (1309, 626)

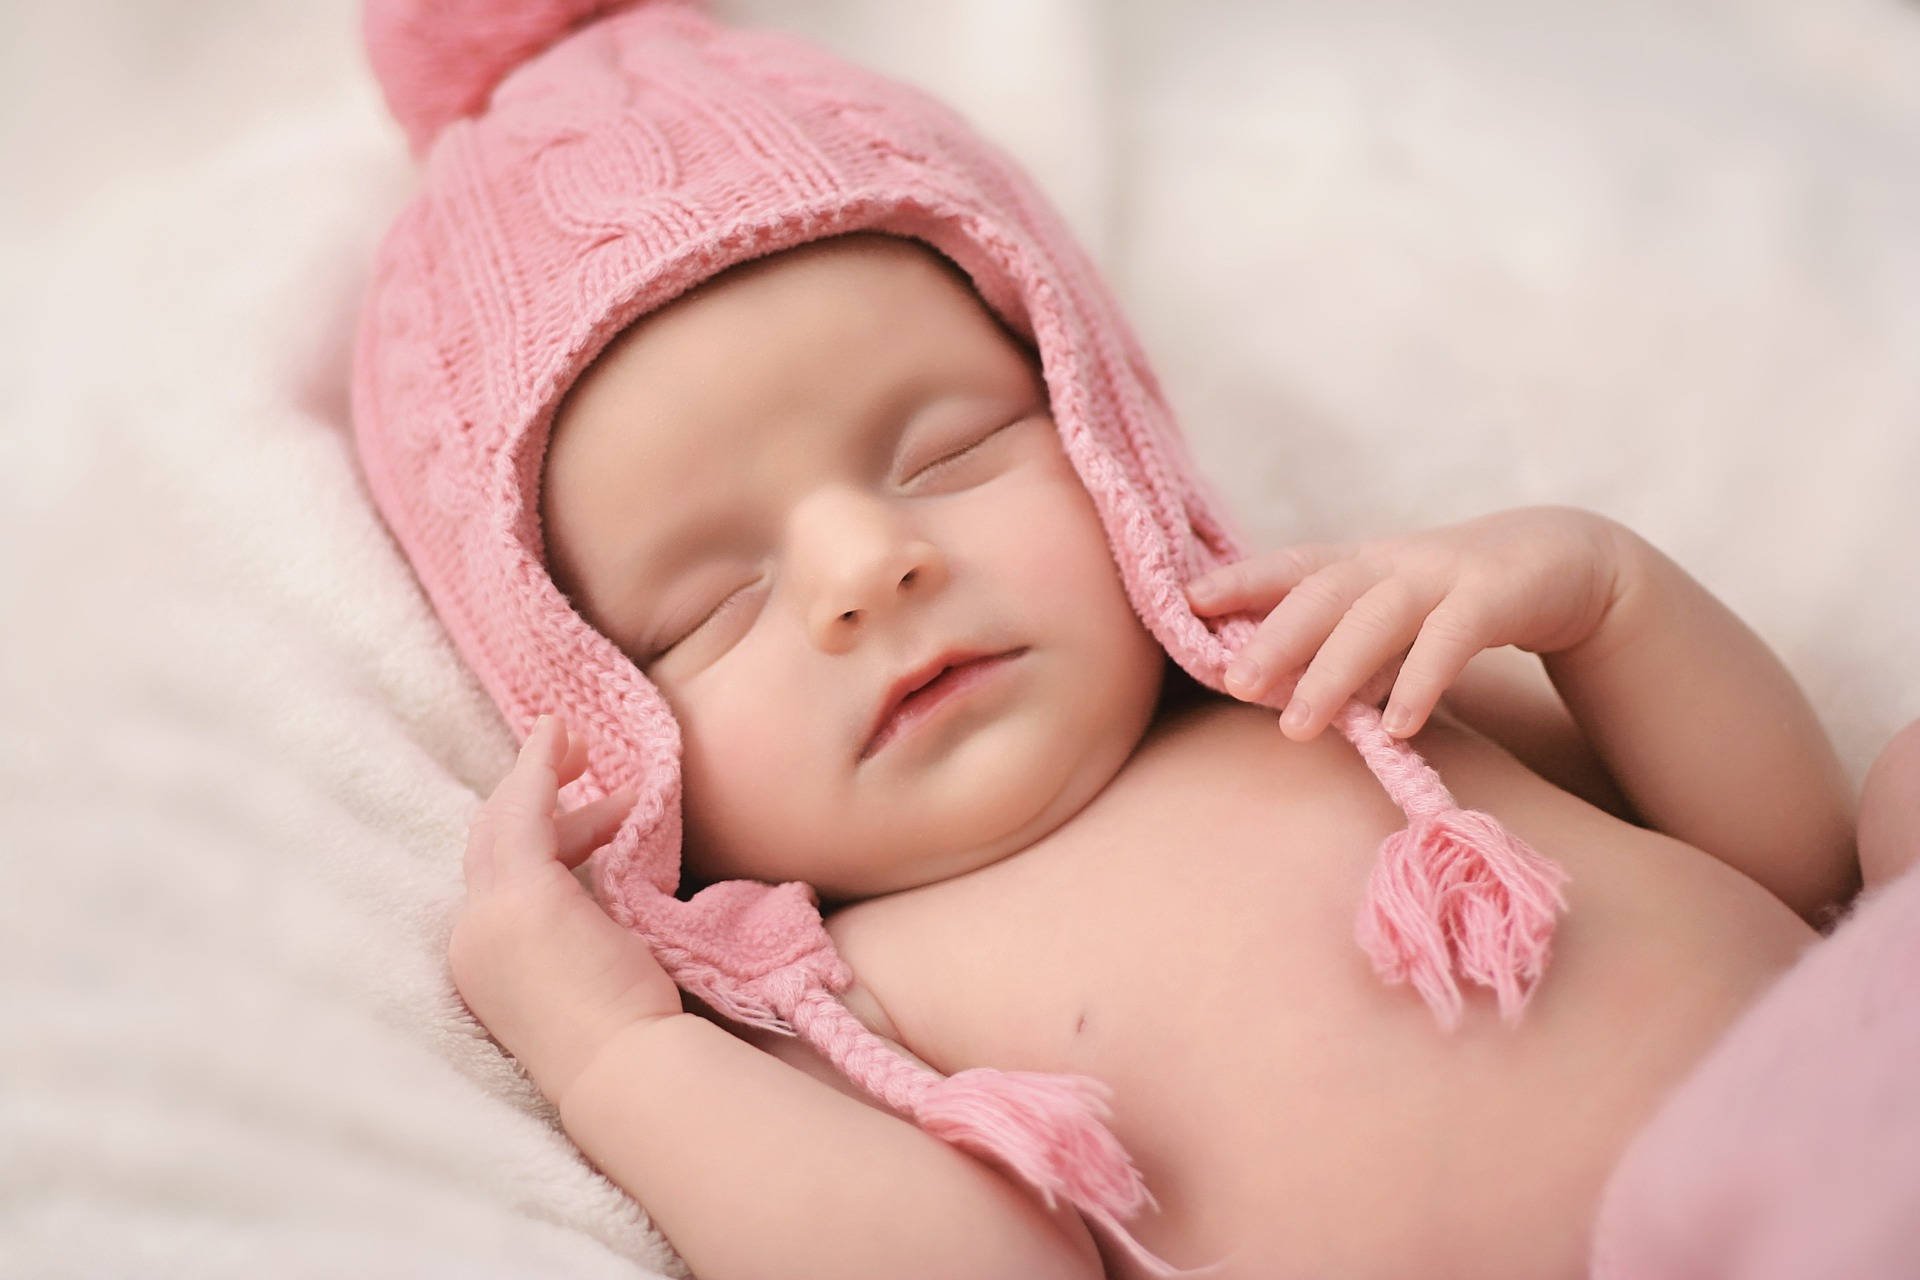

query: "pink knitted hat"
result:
(351, 0), (1569, 1269)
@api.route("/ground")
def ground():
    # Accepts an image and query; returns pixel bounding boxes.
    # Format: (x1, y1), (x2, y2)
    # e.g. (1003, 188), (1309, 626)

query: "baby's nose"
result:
(792, 490), (947, 648)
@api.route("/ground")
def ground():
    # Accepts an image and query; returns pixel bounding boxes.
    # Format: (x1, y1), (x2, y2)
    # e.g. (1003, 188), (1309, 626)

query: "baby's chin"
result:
(679, 752), (1112, 905)
(846, 719), (1150, 898)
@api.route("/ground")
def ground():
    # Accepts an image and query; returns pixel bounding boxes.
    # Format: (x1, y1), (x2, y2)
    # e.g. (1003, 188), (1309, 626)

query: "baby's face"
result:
(543, 235), (1164, 901)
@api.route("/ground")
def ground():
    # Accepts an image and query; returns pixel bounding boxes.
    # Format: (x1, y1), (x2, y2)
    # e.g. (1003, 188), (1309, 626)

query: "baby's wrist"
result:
(1552, 514), (1655, 671)
(544, 1009), (694, 1116)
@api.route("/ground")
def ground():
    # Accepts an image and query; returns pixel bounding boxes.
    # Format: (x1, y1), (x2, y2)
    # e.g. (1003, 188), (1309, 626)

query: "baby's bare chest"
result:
(827, 701), (1813, 1276)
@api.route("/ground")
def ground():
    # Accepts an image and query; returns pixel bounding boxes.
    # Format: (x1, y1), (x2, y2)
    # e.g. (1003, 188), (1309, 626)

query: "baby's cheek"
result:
(676, 684), (825, 876)
(977, 473), (1096, 571)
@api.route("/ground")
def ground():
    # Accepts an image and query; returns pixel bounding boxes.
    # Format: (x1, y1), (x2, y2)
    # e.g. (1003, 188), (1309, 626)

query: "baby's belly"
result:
(830, 700), (1816, 1279)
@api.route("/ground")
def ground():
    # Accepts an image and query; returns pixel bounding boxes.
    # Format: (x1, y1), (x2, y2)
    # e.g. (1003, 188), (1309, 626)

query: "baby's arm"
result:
(1187, 507), (1858, 926)
(454, 717), (1100, 1280)
(1538, 523), (1858, 923)
(560, 1011), (1100, 1280)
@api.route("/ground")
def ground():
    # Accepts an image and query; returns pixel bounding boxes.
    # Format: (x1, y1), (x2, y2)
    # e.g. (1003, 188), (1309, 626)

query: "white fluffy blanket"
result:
(4, 1), (1916, 1274)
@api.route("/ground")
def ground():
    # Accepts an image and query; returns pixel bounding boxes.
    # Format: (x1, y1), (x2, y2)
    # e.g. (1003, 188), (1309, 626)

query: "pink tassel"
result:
(785, 988), (1225, 1271)
(1355, 806), (1570, 1031)
(916, 1068), (1150, 1215)
(915, 1069), (1227, 1277)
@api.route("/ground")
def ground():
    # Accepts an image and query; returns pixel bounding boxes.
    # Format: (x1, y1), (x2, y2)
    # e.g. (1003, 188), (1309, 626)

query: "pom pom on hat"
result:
(364, 0), (665, 156)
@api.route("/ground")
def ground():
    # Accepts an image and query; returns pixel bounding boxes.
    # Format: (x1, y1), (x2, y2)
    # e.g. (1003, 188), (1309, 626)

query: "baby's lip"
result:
(862, 647), (1015, 759)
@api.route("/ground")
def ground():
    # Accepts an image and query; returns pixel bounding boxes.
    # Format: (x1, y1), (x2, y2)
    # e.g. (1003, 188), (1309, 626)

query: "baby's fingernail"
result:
(1187, 576), (1219, 605)
(1282, 697), (1311, 733)
(1384, 704), (1412, 735)
(1226, 657), (1261, 693)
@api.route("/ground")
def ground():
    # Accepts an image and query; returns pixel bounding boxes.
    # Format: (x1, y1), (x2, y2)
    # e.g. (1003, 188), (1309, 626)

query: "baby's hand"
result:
(1186, 505), (1628, 741)
(449, 715), (681, 1105)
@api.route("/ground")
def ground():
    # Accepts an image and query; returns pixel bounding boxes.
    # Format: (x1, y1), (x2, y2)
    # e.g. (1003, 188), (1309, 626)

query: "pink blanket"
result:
(1589, 863), (1920, 1278)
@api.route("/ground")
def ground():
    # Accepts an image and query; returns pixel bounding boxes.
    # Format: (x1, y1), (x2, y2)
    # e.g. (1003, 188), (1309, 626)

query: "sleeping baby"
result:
(350, 2), (1897, 1276)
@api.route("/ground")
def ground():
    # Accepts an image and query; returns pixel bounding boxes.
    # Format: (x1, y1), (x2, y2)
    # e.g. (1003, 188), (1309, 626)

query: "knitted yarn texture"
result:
(350, 0), (1569, 1266)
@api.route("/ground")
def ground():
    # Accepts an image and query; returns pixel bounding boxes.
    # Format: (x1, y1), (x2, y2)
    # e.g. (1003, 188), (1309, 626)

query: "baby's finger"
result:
(556, 722), (590, 791)
(555, 789), (639, 870)
(1279, 577), (1431, 740)
(485, 715), (565, 878)
(1381, 602), (1487, 737)
(1186, 543), (1350, 617)
(1224, 556), (1378, 702)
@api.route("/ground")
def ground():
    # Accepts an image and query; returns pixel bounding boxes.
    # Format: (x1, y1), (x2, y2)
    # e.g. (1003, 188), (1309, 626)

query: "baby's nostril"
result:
(900, 569), (918, 587)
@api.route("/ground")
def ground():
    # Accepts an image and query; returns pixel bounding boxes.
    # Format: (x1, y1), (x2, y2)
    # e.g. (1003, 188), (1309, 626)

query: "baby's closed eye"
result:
(899, 411), (1046, 492)
(647, 574), (770, 662)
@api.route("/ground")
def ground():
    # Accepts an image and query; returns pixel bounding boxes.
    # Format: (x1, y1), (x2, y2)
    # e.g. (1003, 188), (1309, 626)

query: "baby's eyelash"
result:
(908, 416), (1024, 482)
(661, 579), (761, 654)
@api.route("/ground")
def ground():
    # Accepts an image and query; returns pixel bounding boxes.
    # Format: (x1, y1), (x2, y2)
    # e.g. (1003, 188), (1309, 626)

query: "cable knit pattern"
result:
(349, 0), (1567, 1259)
